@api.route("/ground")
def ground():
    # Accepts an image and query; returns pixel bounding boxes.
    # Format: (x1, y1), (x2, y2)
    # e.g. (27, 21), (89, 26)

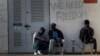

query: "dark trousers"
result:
(86, 38), (97, 50)
(38, 41), (49, 50)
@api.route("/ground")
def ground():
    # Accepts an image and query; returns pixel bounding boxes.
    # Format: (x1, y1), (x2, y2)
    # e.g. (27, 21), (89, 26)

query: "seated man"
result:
(79, 20), (97, 53)
(33, 27), (47, 55)
(48, 23), (65, 54)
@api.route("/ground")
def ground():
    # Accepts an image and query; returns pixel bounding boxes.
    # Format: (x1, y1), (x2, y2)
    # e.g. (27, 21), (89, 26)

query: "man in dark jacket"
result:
(79, 20), (97, 53)
(48, 23), (65, 53)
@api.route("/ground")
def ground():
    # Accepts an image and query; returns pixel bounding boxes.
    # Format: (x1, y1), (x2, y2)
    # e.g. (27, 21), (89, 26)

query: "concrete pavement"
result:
(0, 54), (99, 56)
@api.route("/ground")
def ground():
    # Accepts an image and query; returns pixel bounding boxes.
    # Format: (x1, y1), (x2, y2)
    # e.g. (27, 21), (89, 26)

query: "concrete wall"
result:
(50, 0), (100, 53)
(0, 0), (100, 53)
(0, 0), (8, 53)
(84, 0), (100, 52)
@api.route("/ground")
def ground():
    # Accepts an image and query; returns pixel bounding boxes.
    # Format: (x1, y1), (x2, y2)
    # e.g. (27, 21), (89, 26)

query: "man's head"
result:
(51, 23), (56, 30)
(39, 27), (45, 34)
(84, 20), (90, 27)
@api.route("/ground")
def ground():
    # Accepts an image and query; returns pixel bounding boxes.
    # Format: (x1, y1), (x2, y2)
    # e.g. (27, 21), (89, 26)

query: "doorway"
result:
(8, 0), (49, 53)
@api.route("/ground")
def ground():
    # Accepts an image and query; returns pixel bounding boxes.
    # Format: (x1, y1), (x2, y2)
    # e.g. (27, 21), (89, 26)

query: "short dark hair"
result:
(51, 23), (56, 27)
(84, 20), (90, 25)
(40, 27), (45, 33)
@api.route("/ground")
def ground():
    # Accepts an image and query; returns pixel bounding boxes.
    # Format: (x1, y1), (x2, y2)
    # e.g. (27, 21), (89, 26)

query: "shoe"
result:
(48, 52), (52, 55)
(34, 52), (37, 55)
(37, 50), (42, 55)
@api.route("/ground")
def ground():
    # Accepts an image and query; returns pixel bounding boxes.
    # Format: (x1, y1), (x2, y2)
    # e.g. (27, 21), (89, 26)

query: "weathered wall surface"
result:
(0, 0), (8, 53)
(50, 0), (100, 53)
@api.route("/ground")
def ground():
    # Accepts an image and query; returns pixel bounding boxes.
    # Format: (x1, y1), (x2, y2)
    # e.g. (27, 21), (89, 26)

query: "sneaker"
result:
(48, 52), (52, 55)
(34, 52), (38, 55)
(37, 50), (42, 55)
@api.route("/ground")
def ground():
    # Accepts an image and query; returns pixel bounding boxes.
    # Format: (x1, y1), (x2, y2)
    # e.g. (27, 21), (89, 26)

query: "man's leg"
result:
(90, 38), (97, 53)
(49, 39), (55, 53)
(61, 39), (65, 54)
(33, 41), (39, 55)
(92, 38), (97, 52)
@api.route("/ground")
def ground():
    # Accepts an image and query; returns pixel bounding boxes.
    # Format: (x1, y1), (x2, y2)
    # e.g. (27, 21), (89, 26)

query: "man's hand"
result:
(37, 37), (45, 41)
(56, 38), (59, 40)
(62, 39), (65, 43)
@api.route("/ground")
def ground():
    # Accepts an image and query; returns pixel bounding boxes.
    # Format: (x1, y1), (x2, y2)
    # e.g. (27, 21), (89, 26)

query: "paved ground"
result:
(0, 54), (99, 56)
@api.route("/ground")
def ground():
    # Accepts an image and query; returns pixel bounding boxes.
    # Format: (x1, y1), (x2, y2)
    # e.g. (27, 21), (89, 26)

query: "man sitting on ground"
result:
(33, 27), (47, 55)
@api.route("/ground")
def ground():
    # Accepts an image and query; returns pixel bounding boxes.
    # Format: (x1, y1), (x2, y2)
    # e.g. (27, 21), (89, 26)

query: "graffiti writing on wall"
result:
(50, 0), (87, 21)
(56, 11), (86, 21)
